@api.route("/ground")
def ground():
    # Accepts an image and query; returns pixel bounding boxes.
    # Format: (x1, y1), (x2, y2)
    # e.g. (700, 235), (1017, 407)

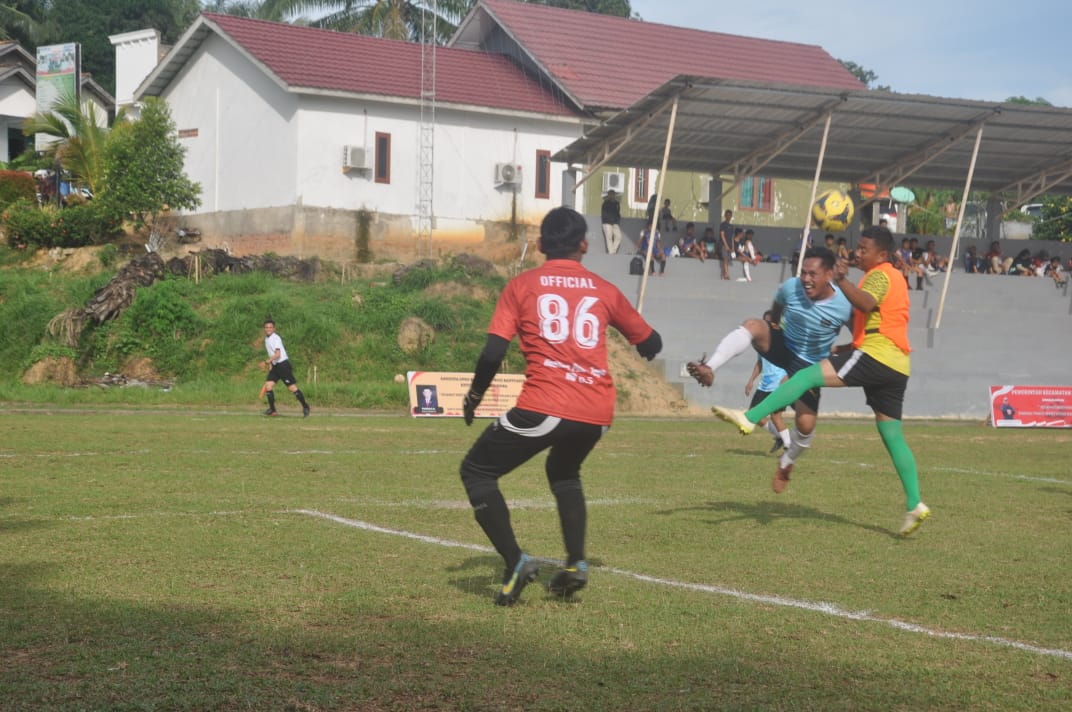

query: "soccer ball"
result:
(812, 189), (855, 232)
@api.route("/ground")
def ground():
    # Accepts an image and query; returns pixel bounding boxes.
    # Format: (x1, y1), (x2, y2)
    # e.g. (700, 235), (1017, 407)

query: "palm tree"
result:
(210, 1), (476, 43)
(210, 1), (632, 43)
(22, 88), (114, 196)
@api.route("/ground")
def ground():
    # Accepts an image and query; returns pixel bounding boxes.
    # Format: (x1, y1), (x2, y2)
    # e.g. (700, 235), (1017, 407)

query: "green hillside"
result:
(0, 246), (525, 409)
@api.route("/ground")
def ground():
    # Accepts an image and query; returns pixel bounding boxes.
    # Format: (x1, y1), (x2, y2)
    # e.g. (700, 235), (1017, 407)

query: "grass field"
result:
(1, 409), (1070, 711)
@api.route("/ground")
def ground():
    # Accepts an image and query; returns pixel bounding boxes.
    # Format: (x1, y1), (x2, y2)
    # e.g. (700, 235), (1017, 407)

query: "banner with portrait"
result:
(989, 385), (1072, 428)
(407, 371), (525, 418)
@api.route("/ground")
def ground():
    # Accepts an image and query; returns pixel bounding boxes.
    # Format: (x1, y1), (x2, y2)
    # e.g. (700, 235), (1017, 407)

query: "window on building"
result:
(535, 150), (551, 199)
(375, 132), (391, 184)
(633, 169), (649, 204)
(739, 176), (772, 211)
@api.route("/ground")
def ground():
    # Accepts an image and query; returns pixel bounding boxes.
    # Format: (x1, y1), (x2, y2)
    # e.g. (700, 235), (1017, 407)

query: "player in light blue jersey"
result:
(687, 247), (851, 493)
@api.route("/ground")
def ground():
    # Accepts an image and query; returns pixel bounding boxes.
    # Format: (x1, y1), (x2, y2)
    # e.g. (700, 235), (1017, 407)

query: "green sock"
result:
(744, 363), (824, 423)
(876, 419), (921, 510)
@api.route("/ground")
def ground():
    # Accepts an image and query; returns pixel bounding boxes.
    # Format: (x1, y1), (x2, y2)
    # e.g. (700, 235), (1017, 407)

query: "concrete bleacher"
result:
(578, 228), (1072, 419)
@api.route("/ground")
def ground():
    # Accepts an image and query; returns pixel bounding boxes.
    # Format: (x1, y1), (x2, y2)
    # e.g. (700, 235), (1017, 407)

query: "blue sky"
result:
(629, 0), (1071, 107)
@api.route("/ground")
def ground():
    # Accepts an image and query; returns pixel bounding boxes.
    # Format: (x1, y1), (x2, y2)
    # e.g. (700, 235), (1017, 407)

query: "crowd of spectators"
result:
(963, 241), (1068, 286)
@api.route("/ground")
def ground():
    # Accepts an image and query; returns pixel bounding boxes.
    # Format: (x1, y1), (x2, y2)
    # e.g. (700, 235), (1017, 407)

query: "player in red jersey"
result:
(460, 206), (662, 606)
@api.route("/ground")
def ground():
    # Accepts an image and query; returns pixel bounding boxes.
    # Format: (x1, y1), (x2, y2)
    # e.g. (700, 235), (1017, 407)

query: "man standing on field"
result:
(459, 206), (662, 606)
(711, 226), (930, 536)
(261, 319), (311, 418)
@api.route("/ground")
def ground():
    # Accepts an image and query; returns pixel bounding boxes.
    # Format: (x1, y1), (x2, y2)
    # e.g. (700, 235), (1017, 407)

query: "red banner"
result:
(989, 385), (1072, 428)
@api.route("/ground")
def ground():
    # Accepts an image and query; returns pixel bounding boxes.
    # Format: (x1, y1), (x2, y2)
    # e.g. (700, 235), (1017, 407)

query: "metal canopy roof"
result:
(553, 76), (1072, 204)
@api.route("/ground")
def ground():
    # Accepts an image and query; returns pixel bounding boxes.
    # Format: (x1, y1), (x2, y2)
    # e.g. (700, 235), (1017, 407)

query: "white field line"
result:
(293, 508), (1072, 662)
(824, 458), (1070, 485)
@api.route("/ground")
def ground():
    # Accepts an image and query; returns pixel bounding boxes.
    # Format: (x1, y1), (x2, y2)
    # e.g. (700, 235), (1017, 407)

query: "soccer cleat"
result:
(302, 405), (311, 418)
(711, 406), (755, 435)
(769, 437), (785, 454)
(899, 502), (932, 536)
(264, 408), (278, 417)
(548, 561), (588, 598)
(772, 462), (793, 494)
(494, 553), (540, 607)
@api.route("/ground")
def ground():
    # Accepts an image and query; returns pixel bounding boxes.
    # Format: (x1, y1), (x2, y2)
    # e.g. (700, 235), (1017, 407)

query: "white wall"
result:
(109, 29), (159, 108)
(293, 94), (584, 230)
(0, 81), (37, 119)
(161, 34), (298, 213)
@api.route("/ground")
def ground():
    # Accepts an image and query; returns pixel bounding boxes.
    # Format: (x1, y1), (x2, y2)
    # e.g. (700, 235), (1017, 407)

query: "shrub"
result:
(0, 170), (36, 210)
(2, 199), (122, 248)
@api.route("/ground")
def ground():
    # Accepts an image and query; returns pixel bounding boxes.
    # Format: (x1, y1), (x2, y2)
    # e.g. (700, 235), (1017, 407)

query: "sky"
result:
(628, 0), (1072, 108)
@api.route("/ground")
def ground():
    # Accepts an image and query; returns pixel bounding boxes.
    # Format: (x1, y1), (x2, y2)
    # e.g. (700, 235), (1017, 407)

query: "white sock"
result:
(764, 420), (779, 437)
(743, 262), (752, 281)
(779, 428), (791, 448)
(704, 326), (753, 371)
(781, 427), (814, 465)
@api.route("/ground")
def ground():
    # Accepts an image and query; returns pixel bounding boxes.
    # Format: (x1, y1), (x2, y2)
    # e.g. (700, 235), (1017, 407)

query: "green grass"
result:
(0, 256), (526, 410)
(1, 411), (1069, 710)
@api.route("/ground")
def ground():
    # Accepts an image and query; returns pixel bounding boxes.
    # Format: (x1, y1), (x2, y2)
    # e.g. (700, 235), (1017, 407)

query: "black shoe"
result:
(769, 438), (785, 454)
(302, 405), (310, 418)
(548, 561), (588, 598)
(494, 554), (540, 606)
(264, 408), (278, 417)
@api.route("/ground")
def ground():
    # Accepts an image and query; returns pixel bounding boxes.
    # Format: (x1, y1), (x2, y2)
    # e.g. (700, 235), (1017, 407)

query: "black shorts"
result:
(460, 408), (605, 482)
(267, 359), (297, 387)
(749, 388), (785, 412)
(758, 327), (820, 413)
(827, 349), (908, 420)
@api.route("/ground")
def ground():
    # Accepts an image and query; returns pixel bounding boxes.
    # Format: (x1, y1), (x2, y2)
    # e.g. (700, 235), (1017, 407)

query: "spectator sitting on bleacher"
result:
(1043, 256), (1067, 287)
(963, 245), (982, 273)
(985, 241), (1013, 274)
(676, 222), (705, 261)
(702, 226), (718, 260)
(898, 237), (928, 289)
(922, 240), (948, 274)
(638, 227), (667, 276)
(1008, 248), (1035, 276)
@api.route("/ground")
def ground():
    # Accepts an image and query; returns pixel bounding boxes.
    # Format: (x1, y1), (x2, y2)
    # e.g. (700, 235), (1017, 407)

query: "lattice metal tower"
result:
(417, 3), (437, 258)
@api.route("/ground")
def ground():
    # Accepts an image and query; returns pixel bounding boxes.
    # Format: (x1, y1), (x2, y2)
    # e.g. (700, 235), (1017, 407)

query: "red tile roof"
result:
(475, 0), (863, 110)
(203, 13), (577, 118)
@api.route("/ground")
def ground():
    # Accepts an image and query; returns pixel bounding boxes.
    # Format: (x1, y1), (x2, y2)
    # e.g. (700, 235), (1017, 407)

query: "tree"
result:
(211, 1), (632, 43)
(21, 87), (112, 194)
(532, 1), (630, 15)
(1032, 196), (1072, 242)
(1005, 96), (1052, 106)
(0, 1), (48, 45)
(837, 59), (890, 92)
(99, 97), (200, 230)
(37, 0), (201, 97)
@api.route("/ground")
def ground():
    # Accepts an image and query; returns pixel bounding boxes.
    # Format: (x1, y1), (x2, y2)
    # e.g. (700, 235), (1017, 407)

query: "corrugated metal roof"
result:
(555, 76), (1072, 199)
(140, 13), (577, 118)
(454, 0), (863, 111)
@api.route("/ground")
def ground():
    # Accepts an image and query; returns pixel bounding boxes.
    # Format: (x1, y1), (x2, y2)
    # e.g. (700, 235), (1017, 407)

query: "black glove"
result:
(634, 330), (663, 361)
(462, 389), (484, 426)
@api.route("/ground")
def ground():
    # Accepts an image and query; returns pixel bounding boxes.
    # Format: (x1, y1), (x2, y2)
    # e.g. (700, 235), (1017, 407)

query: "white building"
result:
(135, 13), (588, 262)
(0, 41), (114, 164)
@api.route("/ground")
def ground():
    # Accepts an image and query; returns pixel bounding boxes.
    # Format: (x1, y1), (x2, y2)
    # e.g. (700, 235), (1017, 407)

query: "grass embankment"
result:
(0, 246), (524, 409)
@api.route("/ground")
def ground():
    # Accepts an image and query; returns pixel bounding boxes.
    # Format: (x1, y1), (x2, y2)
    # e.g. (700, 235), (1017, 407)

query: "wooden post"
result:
(796, 113), (833, 277)
(637, 95), (680, 314)
(935, 126), (984, 330)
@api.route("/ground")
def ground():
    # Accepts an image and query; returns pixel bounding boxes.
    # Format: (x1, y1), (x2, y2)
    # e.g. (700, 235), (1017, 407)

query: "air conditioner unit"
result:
(342, 145), (370, 172)
(602, 171), (625, 193)
(699, 175), (713, 205)
(495, 163), (522, 186)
